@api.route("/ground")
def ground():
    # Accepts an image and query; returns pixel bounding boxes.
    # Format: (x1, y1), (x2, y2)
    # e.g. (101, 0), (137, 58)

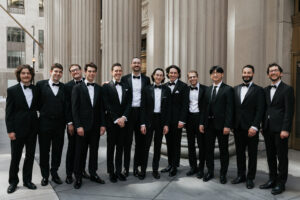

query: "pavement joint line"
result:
(151, 176), (176, 200)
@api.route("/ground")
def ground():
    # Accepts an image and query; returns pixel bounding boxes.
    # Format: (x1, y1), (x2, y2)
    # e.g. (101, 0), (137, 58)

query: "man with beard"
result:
(232, 65), (265, 189)
(121, 58), (150, 178)
(260, 63), (294, 195)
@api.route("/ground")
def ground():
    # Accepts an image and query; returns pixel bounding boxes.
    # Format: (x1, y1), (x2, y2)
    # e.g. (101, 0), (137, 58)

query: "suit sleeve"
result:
(282, 86), (295, 132)
(164, 87), (172, 126)
(123, 87), (132, 119)
(224, 86), (234, 128)
(72, 85), (82, 129)
(140, 87), (147, 126)
(65, 84), (73, 123)
(99, 87), (106, 127)
(5, 88), (15, 133)
(252, 87), (265, 129)
(179, 84), (189, 123)
(199, 86), (207, 125)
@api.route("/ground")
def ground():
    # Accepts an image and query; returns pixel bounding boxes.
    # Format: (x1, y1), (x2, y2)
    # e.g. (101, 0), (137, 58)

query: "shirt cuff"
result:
(141, 124), (146, 127)
(122, 116), (127, 121)
(114, 119), (119, 124)
(67, 122), (73, 125)
(179, 121), (185, 124)
(250, 126), (258, 131)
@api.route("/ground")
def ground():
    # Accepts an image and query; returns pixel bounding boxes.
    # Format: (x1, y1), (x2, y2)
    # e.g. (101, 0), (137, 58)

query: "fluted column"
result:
(71, 0), (101, 83)
(44, 0), (71, 82)
(102, 0), (141, 82)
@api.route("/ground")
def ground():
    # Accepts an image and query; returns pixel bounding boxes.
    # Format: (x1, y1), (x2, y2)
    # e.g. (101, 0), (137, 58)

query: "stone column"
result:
(71, 0), (101, 83)
(102, 0), (141, 82)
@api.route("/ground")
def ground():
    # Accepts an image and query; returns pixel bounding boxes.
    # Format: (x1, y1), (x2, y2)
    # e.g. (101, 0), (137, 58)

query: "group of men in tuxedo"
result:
(5, 59), (294, 196)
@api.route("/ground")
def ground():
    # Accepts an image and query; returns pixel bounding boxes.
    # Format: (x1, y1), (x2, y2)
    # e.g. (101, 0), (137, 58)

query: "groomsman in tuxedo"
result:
(36, 63), (67, 186)
(121, 58), (150, 177)
(140, 68), (171, 179)
(103, 63), (131, 183)
(5, 65), (38, 193)
(72, 62), (106, 189)
(260, 63), (294, 195)
(185, 71), (207, 179)
(202, 66), (234, 184)
(232, 65), (265, 189)
(64, 64), (89, 184)
(161, 65), (189, 177)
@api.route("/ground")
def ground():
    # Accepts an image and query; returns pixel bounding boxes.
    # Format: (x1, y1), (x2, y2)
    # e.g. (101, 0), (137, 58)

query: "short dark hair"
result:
(51, 63), (63, 71)
(15, 64), (35, 83)
(242, 65), (255, 73)
(69, 64), (81, 72)
(187, 70), (198, 78)
(166, 65), (181, 79)
(209, 66), (224, 74)
(151, 68), (165, 83)
(267, 62), (283, 74)
(111, 63), (122, 71)
(85, 62), (97, 72)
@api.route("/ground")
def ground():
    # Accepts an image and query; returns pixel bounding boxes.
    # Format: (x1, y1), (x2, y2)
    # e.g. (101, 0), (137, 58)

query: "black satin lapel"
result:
(237, 85), (242, 105)
(243, 84), (254, 104)
(17, 83), (29, 108)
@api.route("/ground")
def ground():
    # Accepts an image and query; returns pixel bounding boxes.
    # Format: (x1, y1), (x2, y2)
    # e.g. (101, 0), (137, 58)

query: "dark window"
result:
(7, 27), (25, 68)
(7, 0), (25, 14)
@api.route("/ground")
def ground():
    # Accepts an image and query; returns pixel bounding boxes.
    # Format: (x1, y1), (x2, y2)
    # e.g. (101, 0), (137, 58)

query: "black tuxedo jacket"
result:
(140, 84), (171, 128)
(72, 82), (105, 132)
(165, 80), (189, 124)
(204, 82), (234, 130)
(103, 80), (132, 126)
(36, 80), (67, 132)
(5, 83), (39, 138)
(234, 83), (265, 130)
(187, 84), (207, 125)
(263, 81), (294, 132)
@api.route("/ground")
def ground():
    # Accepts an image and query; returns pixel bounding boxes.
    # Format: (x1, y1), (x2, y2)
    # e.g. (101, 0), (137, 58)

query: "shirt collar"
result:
(213, 81), (222, 88)
(170, 79), (178, 84)
(49, 79), (58, 86)
(73, 78), (83, 83)
(191, 82), (199, 89)
(272, 80), (281, 87)
(131, 73), (141, 78)
(84, 79), (94, 85)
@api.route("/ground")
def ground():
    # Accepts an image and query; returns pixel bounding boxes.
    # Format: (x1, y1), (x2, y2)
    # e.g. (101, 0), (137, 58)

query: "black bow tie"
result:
(87, 83), (95, 86)
(133, 76), (140, 79)
(75, 80), (82, 84)
(242, 83), (249, 88)
(24, 84), (33, 89)
(168, 82), (175, 86)
(115, 81), (122, 86)
(52, 83), (60, 87)
(190, 86), (198, 90)
(269, 85), (277, 89)
(154, 85), (162, 89)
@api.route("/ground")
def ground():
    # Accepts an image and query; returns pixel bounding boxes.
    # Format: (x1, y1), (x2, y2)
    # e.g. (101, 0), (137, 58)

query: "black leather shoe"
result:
(65, 176), (74, 184)
(203, 172), (214, 182)
(271, 184), (285, 195)
(186, 168), (197, 176)
(152, 171), (160, 179)
(138, 171), (146, 180)
(117, 173), (127, 181)
(41, 178), (48, 186)
(161, 165), (172, 173)
(231, 176), (246, 184)
(90, 175), (105, 184)
(259, 180), (276, 189)
(52, 174), (63, 184)
(23, 182), (37, 190)
(196, 171), (204, 179)
(82, 171), (90, 179)
(169, 167), (177, 177)
(73, 179), (82, 189)
(7, 184), (17, 194)
(133, 169), (140, 177)
(246, 179), (254, 189)
(123, 169), (129, 177)
(220, 175), (227, 184)
(109, 173), (117, 183)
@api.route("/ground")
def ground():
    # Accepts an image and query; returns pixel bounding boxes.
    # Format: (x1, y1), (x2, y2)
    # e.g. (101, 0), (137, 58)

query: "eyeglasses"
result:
(70, 68), (80, 73)
(269, 69), (280, 73)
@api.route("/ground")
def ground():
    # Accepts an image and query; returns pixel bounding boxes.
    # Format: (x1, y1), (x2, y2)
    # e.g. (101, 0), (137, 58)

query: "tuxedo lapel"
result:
(30, 86), (37, 109)
(214, 83), (224, 102)
(237, 85), (242, 105)
(128, 75), (132, 89)
(271, 82), (283, 105)
(242, 84), (254, 104)
(208, 85), (213, 103)
(93, 85), (99, 108)
(109, 81), (121, 105)
(266, 86), (271, 105)
(82, 83), (93, 107)
(172, 81), (180, 94)
(17, 83), (29, 108)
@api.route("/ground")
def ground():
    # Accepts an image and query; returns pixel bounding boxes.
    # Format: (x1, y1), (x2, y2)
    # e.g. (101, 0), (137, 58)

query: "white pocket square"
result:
(175, 90), (179, 94)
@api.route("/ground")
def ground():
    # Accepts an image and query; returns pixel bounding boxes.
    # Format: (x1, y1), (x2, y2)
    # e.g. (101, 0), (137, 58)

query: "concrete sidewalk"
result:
(1, 116), (300, 200)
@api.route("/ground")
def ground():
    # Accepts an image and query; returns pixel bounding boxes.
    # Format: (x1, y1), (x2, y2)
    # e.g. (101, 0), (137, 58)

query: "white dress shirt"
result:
(270, 80), (281, 102)
(131, 73), (142, 107)
(240, 82), (253, 103)
(48, 79), (59, 96)
(168, 79), (178, 93)
(154, 84), (162, 113)
(113, 79), (123, 104)
(189, 83), (200, 113)
(20, 82), (33, 108)
(211, 81), (222, 97)
(85, 79), (94, 106)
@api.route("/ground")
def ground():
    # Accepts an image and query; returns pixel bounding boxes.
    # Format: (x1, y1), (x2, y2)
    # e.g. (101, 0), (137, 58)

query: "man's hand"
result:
(248, 127), (257, 137)
(8, 132), (16, 140)
(163, 126), (169, 135)
(117, 117), (126, 128)
(223, 127), (230, 135)
(141, 126), (146, 135)
(199, 125), (205, 134)
(100, 126), (106, 136)
(178, 122), (185, 129)
(280, 131), (289, 139)
(77, 127), (84, 136)
(67, 124), (74, 136)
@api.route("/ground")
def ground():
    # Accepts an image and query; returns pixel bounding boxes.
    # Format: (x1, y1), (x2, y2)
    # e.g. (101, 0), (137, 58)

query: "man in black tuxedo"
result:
(64, 64), (89, 184)
(161, 65), (189, 177)
(121, 57), (150, 177)
(232, 65), (265, 189)
(185, 71), (207, 179)
(5, 65), (38, 193)
(202, 66), (234, 184)
(36, 63), (67, 186)
(140, 68), (171, 179)
(72, 62), (106, 189)
(259, 63), (294, 195)
(103, 63), (131, 183)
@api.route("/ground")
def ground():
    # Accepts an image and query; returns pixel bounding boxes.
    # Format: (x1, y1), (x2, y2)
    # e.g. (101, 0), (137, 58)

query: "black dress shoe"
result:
(52, 174), (63, 184)
(196, 171), (204, 179)
(133, 169), (140, 177)
(152, 171), (160, 179)
(246, 179), (254, 189)
(65, 176), (74, 184)
(161, 165), (172, 173)
(231, 176), (246, 184)
(169, 167), (177, 177)
(73, 179), (82, 189)
(7, 184), (17, 194)
(90, 175), (105, 184)
(203, 172), (214, 182)
(109, 173), (117, 183)
(41, 178), (49, 186)
(138, 171), (146, 180)
(117, 173), (127, 181)
(82, 170), (90, 179)
(23, 182), (37, 190)
(220, 175), (227, 184)
(259, 180), (276, 189)
(186, 168), (197, 176)
(271, 184), (285, 195)
(123, 169), (129, 177)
